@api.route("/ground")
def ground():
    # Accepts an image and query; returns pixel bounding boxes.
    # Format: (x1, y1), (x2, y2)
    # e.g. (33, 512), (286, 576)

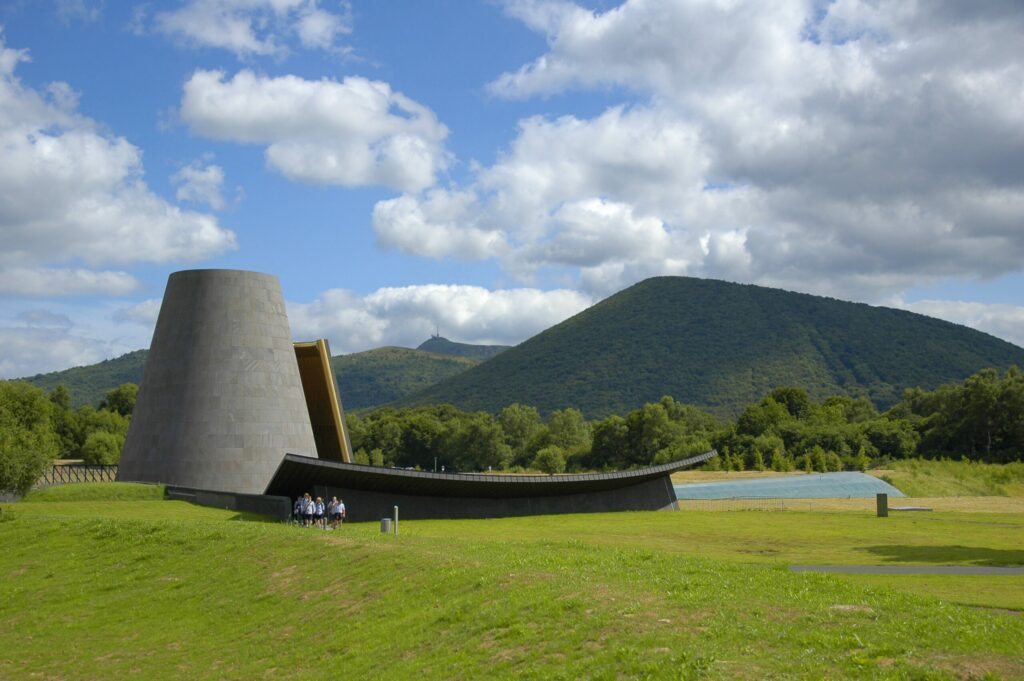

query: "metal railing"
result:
(34, 464), (118, 488)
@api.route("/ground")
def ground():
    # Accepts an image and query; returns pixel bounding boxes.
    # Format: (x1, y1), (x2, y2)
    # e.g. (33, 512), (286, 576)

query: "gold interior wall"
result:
(294, 339), (352, 463)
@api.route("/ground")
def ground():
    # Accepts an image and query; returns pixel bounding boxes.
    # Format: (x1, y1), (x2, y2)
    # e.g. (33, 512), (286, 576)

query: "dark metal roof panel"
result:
(266, 450), (716, 499)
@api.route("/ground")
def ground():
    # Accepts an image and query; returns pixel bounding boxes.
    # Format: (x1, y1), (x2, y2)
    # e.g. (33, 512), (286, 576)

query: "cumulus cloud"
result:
(153, 0), (352, 58)
(181, 69), (449, 192)
(0, 268), (138, 297)
(288, 284), (593, 353)
(375, 0), (1024, 305)
(0, 326), (110, 379)
(172, 160), (226, 210)
(0, 34), (236, 297)
(372, 190), (508, 260)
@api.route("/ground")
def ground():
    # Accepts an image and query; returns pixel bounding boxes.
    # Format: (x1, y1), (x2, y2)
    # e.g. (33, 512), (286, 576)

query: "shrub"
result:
(81, 431), (123, 465)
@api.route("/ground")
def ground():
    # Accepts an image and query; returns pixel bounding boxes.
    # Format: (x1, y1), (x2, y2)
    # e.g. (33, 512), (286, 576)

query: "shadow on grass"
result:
(860, 544), (1024, 566)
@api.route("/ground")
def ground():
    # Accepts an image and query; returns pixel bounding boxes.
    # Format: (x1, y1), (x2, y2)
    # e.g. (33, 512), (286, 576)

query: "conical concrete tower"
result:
(118, 269), (317, 494)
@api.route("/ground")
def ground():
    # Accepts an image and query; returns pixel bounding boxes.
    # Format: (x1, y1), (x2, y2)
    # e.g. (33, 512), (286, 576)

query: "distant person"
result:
(315, 496), (325, 529)
(337, 498), (346, 526)
(292, 496), (303, 525)
(328, 496), (341, 529)
(302, 493), (314, 527)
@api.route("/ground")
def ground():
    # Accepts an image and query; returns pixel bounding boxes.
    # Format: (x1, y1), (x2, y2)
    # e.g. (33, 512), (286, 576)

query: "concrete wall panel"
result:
(118, 270), (317, 494)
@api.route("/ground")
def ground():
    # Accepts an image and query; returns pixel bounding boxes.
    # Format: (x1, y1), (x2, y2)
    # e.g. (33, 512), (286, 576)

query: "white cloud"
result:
(55, 0), (102, 25)
(111, 298), (162, 326)
(896, 299), (1024, 350)
(0, 268), (138, 297)
(172, 160), (226, 210)
(0, 326), (110, 379)
(16, 309), (72, 329)
(0, 34), (236, 296)
(181, 69), (449, 192)
(154, 0), (352, 58)
(374, 0), (1024, 303)
(288, 284), (592, 353)
(372, 190), (508, 260)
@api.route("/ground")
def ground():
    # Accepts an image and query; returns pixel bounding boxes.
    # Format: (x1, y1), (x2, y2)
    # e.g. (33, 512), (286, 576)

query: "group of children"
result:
(293, 493), (346, 529)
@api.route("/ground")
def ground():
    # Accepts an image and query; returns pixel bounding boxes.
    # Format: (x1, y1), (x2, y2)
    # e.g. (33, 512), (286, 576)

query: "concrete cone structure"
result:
(118, 269), (318, 494)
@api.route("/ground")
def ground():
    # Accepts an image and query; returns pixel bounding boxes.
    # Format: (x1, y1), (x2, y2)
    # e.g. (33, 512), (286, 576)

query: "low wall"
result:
(310, 476), (679, 522)
(164, 486), (291, 521)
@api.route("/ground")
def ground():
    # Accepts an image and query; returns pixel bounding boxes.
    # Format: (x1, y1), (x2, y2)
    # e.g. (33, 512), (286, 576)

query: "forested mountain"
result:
(416, 336), (509, 361)
(20, 350), (149, 408)
(17, 344), (483, 411)
(330, 347), (479, 410)
(400, 277), (1024, 418)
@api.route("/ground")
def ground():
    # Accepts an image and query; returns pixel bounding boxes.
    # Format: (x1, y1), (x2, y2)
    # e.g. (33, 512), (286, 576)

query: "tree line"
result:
(2, 366), (1022, 495)
(0, 382), (136, 495)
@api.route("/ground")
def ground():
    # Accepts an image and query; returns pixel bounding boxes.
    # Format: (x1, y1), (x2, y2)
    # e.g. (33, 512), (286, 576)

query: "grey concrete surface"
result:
(118, 270), (317, 494)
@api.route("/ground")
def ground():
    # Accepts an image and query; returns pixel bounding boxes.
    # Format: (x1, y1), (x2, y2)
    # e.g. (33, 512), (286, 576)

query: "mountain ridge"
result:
(399, 276), (1024, 418)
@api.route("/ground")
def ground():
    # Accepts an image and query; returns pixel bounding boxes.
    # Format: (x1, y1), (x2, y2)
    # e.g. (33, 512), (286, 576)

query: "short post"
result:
(393, 505), (399, 536)
(876, 493), (888, 518)
(380, 517), (391, 534)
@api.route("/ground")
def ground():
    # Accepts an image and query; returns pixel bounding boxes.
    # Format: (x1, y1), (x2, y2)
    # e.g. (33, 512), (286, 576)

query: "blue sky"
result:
(1, 0), (1023, 378)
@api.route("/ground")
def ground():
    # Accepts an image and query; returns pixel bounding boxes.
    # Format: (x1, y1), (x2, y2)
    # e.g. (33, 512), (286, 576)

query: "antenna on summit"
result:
(433, 323), (440, 340)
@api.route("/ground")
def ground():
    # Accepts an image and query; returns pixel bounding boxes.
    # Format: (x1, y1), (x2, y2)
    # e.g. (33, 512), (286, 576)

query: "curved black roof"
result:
(265, 450), (715, 499)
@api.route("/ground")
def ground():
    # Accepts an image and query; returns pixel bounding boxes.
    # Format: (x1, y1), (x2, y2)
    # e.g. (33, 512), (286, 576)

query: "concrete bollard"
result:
(393, 505), (399, 536)
(876, 493), (888, 517)
(381, 517), (391, 533)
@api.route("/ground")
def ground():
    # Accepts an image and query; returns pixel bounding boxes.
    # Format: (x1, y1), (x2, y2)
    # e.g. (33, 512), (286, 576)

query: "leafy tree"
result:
(532, 445), (566, 474)
(49, 385), (77, 456)
(499, 403), (544, 466)
(751, 449), (766, 471)
(736, 398), (790, 437)
(811, 446), (828, 473)
(62, 406), (129, 460)
(864, 419), (919, 460)
(99, 383), (138, 417)
(767, 387), (813, 420)
(450, 413), (512, 471)
(589, 415), (629, 469)
(801, 452), (814, 473)
(625, 402), (677, 466)
(49, 385), (70, 411)
(547, 408), (590, 452)
(81, 431), (122, 465)
(0, 382), (59, 495)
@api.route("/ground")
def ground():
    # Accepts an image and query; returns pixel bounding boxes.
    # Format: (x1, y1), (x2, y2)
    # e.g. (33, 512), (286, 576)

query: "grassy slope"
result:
(17, 346), (481, 411)
(871, 460), (1024, 498)
(403, 276), (1024, 418)
(19, 349), (148, 408)
(1, 485), (1022, 679)
(416, 336), (510, 361)
(331, 347), (479, 410)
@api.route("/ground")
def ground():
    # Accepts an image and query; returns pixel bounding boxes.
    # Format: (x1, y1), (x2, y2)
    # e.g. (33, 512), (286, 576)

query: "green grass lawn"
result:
(1, 484), (1022, 680)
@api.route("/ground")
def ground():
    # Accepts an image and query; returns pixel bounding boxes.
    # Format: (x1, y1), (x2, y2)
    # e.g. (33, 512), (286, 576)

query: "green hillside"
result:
(416, 335), (509, 361)
(331, 347), (479, 410)
(20, 350), (148, 408)
(18, 345), (481, 411)
(402, 277), (1024, 418)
